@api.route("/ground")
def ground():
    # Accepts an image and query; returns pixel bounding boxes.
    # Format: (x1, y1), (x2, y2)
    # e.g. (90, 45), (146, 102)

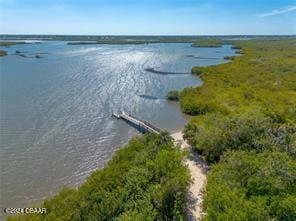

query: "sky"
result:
(0, 0), (295, 35)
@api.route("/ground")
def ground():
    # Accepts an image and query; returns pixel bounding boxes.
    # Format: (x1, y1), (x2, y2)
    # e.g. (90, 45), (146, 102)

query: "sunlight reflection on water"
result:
(0, 42), (236, 211)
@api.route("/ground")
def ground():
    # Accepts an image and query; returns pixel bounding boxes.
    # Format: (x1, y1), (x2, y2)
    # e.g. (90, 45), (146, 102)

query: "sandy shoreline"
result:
(171, 130), (209, 221)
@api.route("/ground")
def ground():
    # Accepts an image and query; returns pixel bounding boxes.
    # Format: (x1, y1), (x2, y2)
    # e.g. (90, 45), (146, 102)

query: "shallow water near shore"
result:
(0, 42), (235, 211)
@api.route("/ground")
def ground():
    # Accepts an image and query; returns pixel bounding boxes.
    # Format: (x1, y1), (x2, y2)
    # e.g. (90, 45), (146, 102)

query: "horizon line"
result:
(1, 34), (296, 37)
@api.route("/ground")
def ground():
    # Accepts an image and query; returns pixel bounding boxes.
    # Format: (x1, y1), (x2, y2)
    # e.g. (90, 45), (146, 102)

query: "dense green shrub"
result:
(231, 45), (242, 50)
(166, 90), (179, 101)
(203, 151), (296, 221)
(0, 50), (7, 57)
(183, 112), (296, 163)
(181, 39), (296, 122)
(7, 38), (296, 221)
(0, 41), (26, 47)
(181, 39), (296, 220)
(223, 56), (235, 60)
(191, 66), (205, 75)
(8, 134), (190, 221)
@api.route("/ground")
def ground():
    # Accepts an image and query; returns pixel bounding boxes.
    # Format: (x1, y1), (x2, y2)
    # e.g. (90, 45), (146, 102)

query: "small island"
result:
(0, 50), (7, 57)
(166, 90), (180, 101)
(0, 42), (27, 57)
(0, 41), (27, 47)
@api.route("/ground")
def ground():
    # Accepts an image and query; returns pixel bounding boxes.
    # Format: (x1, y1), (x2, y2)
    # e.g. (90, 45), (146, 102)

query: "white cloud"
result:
(258, 5), (296, 18)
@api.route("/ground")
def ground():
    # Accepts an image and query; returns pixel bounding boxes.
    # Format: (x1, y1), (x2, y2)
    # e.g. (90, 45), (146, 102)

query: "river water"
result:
(0, 42), (235, 211)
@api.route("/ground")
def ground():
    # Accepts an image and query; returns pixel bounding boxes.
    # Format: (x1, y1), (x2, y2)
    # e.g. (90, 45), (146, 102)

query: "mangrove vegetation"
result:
(181, 38), (296, 220)
(166, 90), (180, 101)
(6, 37), (296, 221)
(8, 133), (190, 221)
(0, 41), (26, 47)
(0, 50), (7, 57)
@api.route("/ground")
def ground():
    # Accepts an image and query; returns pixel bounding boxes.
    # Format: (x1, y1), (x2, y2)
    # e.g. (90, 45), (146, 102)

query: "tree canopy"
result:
(8, 134), (190, 221)
(180, 39), (296, 221)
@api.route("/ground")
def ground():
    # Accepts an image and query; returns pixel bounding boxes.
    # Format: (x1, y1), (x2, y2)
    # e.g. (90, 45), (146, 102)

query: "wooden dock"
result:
(112, 111), (162, 135)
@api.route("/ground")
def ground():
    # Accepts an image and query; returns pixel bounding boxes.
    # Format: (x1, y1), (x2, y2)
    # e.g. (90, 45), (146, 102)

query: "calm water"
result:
(0, 42), (235, 211)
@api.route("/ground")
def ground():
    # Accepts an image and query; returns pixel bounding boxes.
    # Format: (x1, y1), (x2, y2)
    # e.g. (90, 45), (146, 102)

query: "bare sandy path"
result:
(171, 131), (209, 221)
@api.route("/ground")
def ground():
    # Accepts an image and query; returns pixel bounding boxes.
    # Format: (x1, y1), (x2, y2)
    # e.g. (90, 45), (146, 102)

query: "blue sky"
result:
(0, 0), (295, 35)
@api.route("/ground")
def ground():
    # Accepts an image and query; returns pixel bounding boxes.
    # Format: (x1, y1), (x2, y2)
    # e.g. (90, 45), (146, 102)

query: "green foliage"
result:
(203, 151), (296, 221)
(166, 90), (180, 101)
(184, 112), (296, 163)
(0, 50), (7, 57)
(182, 39), (296, 119)
(191, 66), (205, 75)
(7, 38), (296, 221)
(180, 87), (228, 115)
(231, 45), (242, 50)
(8, 134), (190, 221)
(0, 41), (26, 47)
(181, 39), (296, 220)
(235, 50), (244, 54)
(223, 56), (236, 60)
(0, 41), (27, 57)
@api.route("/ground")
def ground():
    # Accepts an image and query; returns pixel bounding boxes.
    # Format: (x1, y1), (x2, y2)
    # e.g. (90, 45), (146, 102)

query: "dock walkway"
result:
(112, 111), (162, 135)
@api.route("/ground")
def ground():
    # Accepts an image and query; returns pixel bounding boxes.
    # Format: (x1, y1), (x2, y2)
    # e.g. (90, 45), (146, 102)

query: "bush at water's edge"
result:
(180, 39), (296, 220)
(8, 133), (190, 221)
